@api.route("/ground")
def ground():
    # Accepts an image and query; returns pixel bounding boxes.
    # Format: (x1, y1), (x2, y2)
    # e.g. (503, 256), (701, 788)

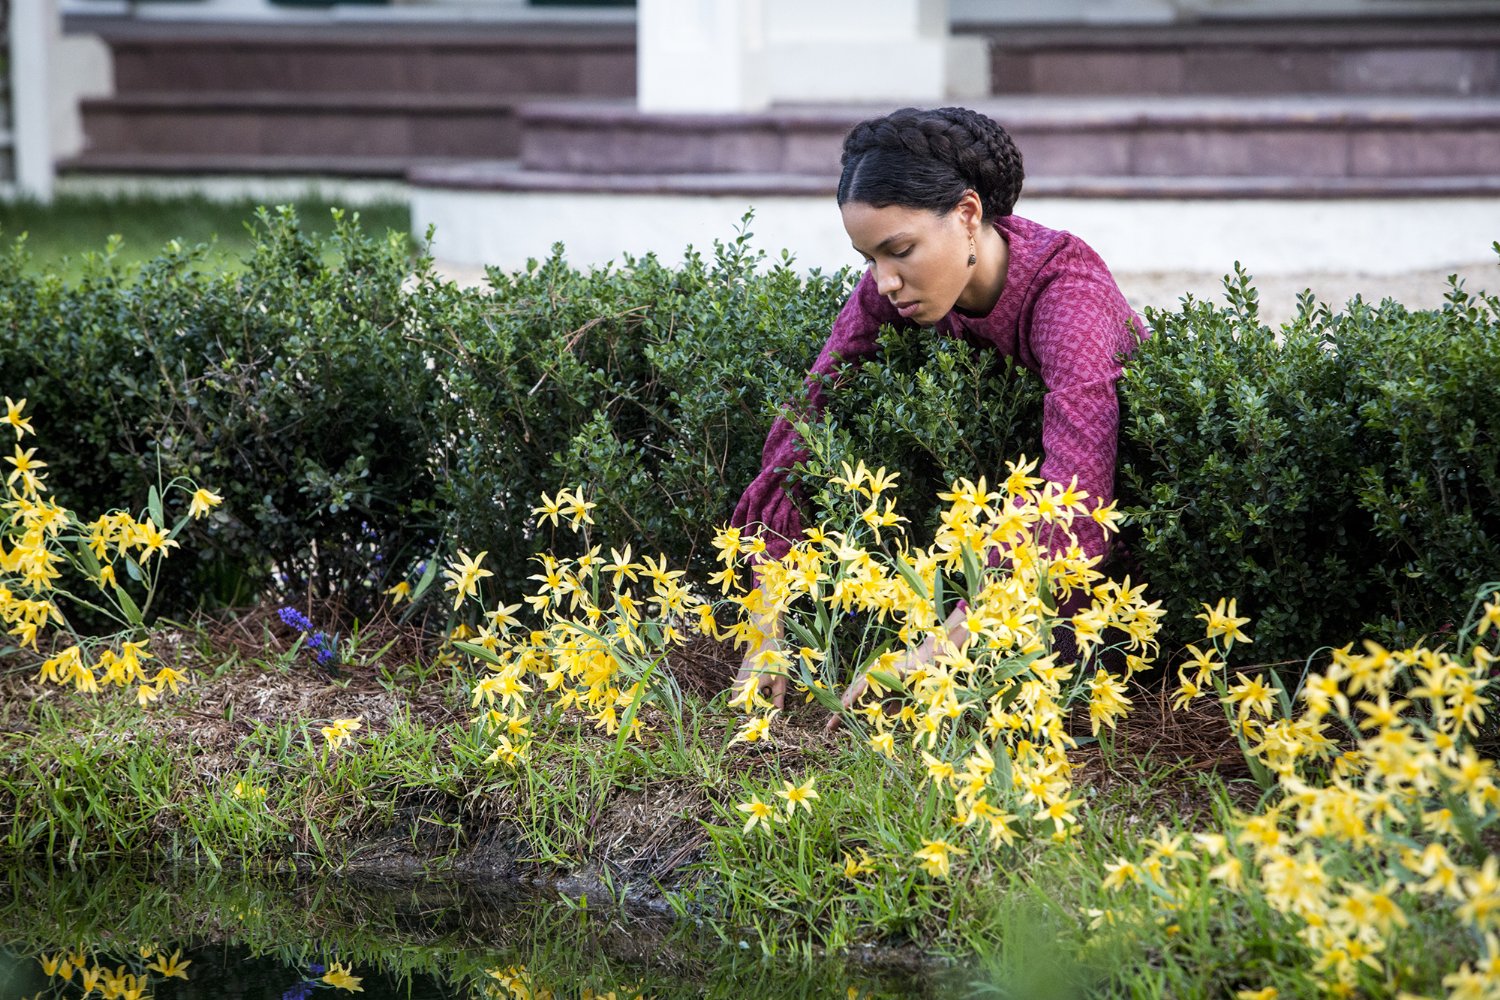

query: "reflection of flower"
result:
(282, 963), (328, 1000)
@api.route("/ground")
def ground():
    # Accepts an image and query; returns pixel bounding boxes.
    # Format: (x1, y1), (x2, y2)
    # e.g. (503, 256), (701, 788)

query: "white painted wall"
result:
(411, 185), (1500, 278)
(51, 27), (113, 163)
(762, 0), (950, 103)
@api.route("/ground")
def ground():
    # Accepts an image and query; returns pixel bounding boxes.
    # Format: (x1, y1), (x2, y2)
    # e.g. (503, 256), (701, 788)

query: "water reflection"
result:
(0, 865), (936, 999)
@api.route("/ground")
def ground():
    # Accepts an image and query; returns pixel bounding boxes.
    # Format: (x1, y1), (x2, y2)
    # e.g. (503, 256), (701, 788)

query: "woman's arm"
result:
(729, 271), (898, 560)
(729, 272), (897, 706)
(1024, 264), (1144, 564)
(826, 259), (1142, 721)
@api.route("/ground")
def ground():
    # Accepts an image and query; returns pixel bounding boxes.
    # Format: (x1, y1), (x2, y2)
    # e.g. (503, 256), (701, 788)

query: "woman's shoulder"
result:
(999, 214), (1107, 274)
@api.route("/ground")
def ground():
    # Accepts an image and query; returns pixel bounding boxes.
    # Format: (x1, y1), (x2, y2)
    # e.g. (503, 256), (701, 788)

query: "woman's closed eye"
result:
(860, 247), (912, 266)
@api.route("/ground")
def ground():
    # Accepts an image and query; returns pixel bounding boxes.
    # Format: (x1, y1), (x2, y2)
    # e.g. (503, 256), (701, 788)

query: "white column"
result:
(764, 0), (956, 103)
(638, 0), (768, 113)
(11, 0), (55, 201)
(638, 0), (982, 112)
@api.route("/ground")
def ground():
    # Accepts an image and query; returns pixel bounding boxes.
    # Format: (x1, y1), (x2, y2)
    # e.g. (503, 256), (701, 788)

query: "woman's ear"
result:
(956, 189), (985, 235)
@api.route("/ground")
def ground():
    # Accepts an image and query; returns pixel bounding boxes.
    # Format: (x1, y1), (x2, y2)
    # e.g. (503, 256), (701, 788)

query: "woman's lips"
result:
(895, 300), (921, 319)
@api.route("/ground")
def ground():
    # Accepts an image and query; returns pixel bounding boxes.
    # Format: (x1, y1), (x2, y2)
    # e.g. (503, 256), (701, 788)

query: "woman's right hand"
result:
(732, 609), (787, 711)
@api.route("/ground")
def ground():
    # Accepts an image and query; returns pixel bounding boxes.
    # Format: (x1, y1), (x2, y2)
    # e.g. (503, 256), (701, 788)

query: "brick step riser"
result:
(79, 106), (518, 159)
(988, 46), (1500, 97)
(99, 35), (1495, 101)
(520, 121), (1500, 181)
(109, 44), (636, 99)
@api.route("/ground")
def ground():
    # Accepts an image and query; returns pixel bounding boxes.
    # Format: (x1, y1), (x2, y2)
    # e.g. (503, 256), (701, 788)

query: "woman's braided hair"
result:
(837, 106), (1024, 220)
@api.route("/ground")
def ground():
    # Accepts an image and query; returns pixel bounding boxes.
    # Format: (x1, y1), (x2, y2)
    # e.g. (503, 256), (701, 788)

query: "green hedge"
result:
(0, 208), (442, 612)
(422, 227), (845, 596)
(1117, 264), (1500, 661)
(0, 210), (845, 613)
(2, 209), (1496, 666)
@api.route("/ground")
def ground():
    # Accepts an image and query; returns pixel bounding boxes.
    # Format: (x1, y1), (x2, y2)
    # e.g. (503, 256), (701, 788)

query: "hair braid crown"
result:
(839, 106), (1024, 219)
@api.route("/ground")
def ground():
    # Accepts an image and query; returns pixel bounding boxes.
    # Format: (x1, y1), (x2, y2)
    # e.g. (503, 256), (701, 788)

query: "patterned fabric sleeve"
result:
(731, 272), (896, 561)
(1024, 261), (1143, 564)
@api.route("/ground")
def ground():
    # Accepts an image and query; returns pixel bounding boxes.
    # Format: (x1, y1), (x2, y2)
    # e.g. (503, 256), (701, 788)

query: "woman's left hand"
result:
(825, 601), (969, 731)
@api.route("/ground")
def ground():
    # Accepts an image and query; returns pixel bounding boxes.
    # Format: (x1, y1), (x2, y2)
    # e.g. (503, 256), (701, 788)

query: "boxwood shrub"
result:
(1, 209), (1495, 669)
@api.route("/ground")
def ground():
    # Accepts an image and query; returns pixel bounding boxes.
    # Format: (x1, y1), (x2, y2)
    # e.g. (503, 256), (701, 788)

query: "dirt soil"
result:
(0, 603), (1257, 897)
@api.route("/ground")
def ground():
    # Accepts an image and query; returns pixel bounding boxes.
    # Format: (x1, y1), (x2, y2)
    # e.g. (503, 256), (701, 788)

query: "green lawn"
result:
(0, 192), (412, 282)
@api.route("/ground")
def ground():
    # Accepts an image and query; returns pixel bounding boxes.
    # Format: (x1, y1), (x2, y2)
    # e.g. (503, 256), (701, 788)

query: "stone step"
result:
(66, 17), (635, 173)
(409, 162), (1500, 200)
(71, 91), (527, 169)
(513, 96), (1500, 183)
(59, 150), (438, 178)
(963, 16), (1500, 97)
(81, 19), (636, 98)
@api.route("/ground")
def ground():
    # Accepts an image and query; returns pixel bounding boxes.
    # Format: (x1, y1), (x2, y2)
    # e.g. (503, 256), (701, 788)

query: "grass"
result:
(2, 595), (1498, 998)
(0, 192), (412, 281)
(0, 619), (1290, 995)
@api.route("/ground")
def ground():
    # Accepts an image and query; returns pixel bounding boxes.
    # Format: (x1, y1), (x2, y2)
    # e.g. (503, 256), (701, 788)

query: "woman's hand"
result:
(732, 607), (787, 711)
(826, 601), (971, 731)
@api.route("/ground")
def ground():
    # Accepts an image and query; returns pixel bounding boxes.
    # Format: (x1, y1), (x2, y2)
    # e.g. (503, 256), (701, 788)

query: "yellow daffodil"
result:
(841, 848), (874, 879)
(736, 795), (777, 834)
(776, 776), (819, 817)
(913, 838), (966, 879)
(233, 780), (267, 802)
(1224, 673), (1277, 721)
(134, 518), (180, 561)
(320, 717), (362, 751)
(1197, 597), (1253, 649)
(728, 712), (775, 746)
(442, 549), (493, 610)
(532, 490), (566, 528)
(322, 962), (364, 992)
(4, 444), (47, 492)
(2, 397), (33, 439)
(559, 487), (596, 529)
(187, 487), (223, 518)
(1101, 858), (1142, 891)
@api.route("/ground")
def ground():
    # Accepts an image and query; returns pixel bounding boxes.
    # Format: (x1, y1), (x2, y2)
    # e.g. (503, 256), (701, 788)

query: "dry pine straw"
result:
(0, 605), (1261, 867)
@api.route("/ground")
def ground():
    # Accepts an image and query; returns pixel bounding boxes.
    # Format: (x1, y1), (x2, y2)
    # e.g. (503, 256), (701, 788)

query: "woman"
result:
(730, 106), (1146, 713)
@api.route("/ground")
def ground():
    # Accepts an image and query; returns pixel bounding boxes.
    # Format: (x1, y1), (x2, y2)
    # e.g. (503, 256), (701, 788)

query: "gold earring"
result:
(967, 235), (977, 268)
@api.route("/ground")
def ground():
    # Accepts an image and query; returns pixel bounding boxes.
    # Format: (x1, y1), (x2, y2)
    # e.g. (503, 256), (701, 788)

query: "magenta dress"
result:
(731, 213), (1146, 568)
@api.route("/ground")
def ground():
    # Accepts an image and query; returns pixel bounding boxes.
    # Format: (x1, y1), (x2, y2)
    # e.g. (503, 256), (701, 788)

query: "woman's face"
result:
(841, 195), (983, 326)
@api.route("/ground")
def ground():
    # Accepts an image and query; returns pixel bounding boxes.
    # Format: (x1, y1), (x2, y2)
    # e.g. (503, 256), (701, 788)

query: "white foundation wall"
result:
(410, 187), (1500, 278)
(637, 0), (967, 112)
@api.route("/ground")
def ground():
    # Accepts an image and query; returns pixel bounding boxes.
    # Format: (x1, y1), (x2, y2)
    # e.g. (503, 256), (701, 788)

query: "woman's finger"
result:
(824, 674), (868, 732)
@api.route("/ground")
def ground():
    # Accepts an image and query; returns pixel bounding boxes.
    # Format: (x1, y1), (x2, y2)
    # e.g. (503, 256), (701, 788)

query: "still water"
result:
(0, 864), (939, 999)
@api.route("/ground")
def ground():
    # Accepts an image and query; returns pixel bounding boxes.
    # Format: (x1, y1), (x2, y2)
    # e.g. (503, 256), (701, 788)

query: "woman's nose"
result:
(873, 261), (901, 296)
